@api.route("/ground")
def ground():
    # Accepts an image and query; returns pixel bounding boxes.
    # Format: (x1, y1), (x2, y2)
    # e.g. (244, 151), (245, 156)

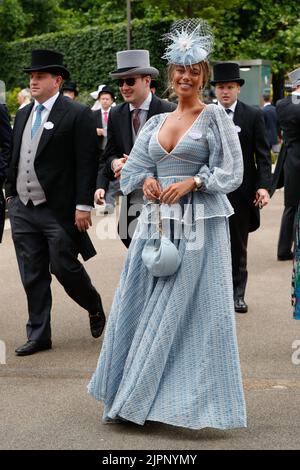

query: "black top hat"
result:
(23, 50), (70, 80)
(210, 62), (244, 86)
(62, 81), (78, 96)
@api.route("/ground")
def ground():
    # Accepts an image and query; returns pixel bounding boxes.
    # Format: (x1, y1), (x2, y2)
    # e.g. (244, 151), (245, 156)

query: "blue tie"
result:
(31, 104), (45, 138)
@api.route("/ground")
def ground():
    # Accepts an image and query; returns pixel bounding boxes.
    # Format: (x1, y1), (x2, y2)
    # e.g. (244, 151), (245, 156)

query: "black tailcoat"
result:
(229, 100), (272, 232)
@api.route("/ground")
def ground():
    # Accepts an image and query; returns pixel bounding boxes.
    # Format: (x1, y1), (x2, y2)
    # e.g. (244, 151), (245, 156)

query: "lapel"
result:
(12, 103), (34, 164)
(233, 100), (243, 128)
(95, 110), (103, 128)
(147, 93), (160, 120)
(232, 100), (246, 142)
(35, 94), (69, 159)
(120, 103), (133, 153)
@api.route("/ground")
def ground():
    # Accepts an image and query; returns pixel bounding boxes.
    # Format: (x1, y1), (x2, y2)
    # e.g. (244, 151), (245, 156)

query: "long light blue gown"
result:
(88, 104), (247, 430)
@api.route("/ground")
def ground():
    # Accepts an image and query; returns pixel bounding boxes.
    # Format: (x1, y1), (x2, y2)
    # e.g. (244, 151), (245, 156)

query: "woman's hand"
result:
(143, 177), (162, 201)
(160, 178), (196, 204)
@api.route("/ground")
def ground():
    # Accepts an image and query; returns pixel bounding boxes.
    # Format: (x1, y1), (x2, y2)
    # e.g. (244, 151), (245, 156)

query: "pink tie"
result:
(103, 111), (108, 124)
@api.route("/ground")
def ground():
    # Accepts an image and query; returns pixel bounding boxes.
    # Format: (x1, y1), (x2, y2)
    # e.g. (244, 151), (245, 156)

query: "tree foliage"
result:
(0, 0), (299, 102)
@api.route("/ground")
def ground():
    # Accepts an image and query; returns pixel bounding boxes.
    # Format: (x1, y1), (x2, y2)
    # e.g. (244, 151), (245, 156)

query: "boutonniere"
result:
(44, 121), (54, 130)
(188, 131), (202, 140)
(235, 125), (241, 133)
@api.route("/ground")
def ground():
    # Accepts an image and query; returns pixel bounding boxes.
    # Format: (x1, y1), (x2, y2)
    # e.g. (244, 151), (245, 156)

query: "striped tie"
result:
(31, 104), (45, 138)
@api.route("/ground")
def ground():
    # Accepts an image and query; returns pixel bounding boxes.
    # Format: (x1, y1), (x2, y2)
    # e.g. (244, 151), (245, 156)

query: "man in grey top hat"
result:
(94, 49), (176, 248)
(271, 67), (300, 261)
(6, 49), (106, 356)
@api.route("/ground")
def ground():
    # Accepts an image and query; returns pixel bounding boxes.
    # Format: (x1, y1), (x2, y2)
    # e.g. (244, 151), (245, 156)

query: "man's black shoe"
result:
(234, 298), (248, 313)
(15, 340), (52, 356)
(89, 298), (106, 338)
(277, 253), (293, 261)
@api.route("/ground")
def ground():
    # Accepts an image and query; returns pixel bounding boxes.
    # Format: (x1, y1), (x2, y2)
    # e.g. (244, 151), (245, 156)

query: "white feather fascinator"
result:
(162, 18), (214, 66)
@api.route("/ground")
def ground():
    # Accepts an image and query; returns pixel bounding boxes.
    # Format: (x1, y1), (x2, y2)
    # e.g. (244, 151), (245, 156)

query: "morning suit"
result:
(271, 94), (300, 257)
(227, 100), (271, 299)
(96, 93), (176, 247)
(0, 104), (12, 242)
(6, 94), (100, 343)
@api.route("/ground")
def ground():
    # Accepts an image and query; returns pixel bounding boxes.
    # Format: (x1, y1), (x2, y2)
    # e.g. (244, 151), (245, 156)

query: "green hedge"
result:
(0, 18), (174, 97)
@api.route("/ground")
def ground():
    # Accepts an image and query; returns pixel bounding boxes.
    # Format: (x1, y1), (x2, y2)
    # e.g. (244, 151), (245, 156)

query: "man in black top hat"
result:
(0, 102), (12, 242)
(5, 49), (105, 356)
(61, 81), (78, 100)
(211, 62), (271, 313)
(94, 49), (176, 248)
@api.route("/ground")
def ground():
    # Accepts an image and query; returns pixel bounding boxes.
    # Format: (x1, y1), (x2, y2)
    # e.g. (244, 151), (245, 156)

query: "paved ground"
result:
(1, 191), (300, 450)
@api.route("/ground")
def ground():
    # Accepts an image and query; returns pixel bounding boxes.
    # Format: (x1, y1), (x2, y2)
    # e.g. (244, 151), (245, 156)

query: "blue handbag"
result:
(142, 203), (181, 277)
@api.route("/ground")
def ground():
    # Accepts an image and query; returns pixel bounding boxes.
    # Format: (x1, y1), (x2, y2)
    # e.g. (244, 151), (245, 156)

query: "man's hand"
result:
(94, 188), (106, 205)
(96, 128), (105, 136)
(112, 154), (128, 179)
(75, 210), (92, 232)
(160, 178), (196, 205)
(143, 177), (162, 201)
(253, 188), (270, 209)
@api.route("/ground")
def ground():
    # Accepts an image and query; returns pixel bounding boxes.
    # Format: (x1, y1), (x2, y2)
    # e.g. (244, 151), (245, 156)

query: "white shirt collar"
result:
(129, 92), (152, 112)
(263, 102), (271, 106)
(34, 91), (60, 112)
(217, 100), (238, 114)
(292, 91), (300, 96)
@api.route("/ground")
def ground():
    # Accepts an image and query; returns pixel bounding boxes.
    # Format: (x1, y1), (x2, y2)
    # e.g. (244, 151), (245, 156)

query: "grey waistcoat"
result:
(17, 106), (47, 205)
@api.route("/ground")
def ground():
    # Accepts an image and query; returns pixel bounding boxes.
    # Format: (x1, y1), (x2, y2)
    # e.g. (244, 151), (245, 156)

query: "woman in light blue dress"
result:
(88, 19), (247, 430)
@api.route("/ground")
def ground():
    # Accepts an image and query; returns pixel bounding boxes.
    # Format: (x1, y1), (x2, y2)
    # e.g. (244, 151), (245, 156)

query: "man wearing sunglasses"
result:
(94, 49), (176, 248)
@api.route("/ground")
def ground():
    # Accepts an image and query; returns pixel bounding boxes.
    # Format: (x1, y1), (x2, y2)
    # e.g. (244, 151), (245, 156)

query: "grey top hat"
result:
(110, 50), (159, 78)
(288, 67), (300, 88)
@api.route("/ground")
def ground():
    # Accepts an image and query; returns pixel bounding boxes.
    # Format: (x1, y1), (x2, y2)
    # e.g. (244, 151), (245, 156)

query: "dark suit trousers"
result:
(228, 195), (251, 300)
(277, 205), (297, 257)
(8, 197), (100, 343)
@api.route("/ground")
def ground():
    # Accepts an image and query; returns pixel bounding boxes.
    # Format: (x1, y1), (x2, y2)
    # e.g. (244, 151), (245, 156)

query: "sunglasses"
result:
(117, 77), (138, 87)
